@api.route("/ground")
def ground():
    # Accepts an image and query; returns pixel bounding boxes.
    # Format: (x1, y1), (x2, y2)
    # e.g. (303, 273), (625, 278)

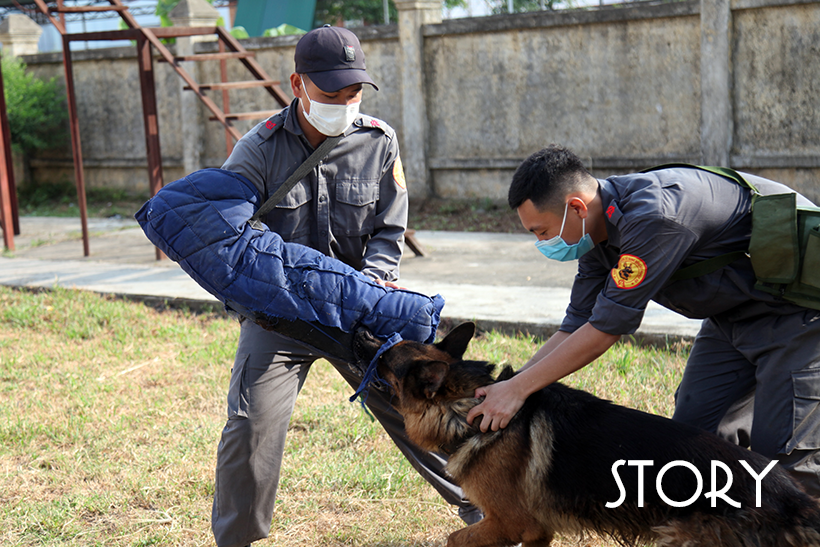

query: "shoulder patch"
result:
(256, 111), (286, 141)
(354, 115), (393, 135)
(605, 201), (623, 225)
(611, 254), (647, 289)
(393, 156), (406, 190)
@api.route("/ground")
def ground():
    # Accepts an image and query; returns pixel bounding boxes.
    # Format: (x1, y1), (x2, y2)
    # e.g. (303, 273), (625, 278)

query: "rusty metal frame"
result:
(32, 0), (92, 255)
(136, 32), (164, 260)
(219, 38), (232, 157)
(18, 0), (291, 257)
(0, 54), (17, 252)
(62, 30), (92, 255)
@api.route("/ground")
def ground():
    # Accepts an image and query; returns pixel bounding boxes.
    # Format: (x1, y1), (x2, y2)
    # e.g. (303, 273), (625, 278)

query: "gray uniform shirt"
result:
(562, 167), (815, 336)
(222, 99), (408, 281)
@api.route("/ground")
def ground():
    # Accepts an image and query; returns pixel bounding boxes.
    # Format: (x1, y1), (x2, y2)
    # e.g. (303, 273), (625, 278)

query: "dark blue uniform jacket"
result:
(563, 168), (813, 336)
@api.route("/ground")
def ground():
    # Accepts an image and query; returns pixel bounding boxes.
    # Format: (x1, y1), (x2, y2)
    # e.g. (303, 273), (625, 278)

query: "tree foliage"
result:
(488, 0), (572, 13)
(314, 0), (467, 26)
(154, 0), (224, 28)
(1, 55), (68, 154)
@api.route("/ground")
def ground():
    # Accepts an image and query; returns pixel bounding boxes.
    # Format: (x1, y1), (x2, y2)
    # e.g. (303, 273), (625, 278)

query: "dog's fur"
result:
(355, 322), (820, 547)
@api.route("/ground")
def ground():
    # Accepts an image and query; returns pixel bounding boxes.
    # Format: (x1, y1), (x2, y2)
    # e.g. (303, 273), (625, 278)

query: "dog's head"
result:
(354, 322), (504, 408)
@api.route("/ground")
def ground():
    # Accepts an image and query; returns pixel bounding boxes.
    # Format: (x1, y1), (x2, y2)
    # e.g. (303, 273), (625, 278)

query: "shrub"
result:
(1, 54), (68, 154)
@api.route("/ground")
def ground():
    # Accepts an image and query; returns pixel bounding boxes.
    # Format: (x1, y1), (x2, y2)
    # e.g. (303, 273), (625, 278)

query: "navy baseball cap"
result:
(295, 25), (378, 92)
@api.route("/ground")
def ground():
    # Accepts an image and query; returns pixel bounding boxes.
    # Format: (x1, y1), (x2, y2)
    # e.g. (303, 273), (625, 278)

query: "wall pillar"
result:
(169, 0), (220, 174)
(0, 14), (42, 57)
(700, 0), (732, 166)
(394, 0), (441, 200)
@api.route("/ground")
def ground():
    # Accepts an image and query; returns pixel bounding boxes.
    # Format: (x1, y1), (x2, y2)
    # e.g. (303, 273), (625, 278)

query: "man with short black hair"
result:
(469, 144), (820, 497)
(506, 145), (597, 214)
(212, 25), (476, 547)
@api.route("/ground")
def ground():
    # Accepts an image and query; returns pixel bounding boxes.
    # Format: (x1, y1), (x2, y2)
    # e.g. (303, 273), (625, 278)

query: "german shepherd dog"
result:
(355, 322), (820, 547)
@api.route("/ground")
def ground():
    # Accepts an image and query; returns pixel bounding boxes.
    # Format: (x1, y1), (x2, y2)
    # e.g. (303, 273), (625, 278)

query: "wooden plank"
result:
(158, 52), (253, 63)
(209, 109), (281, 121)
(148, 26), (219, 38)
(185, 79), (281, 91)
(50, 5), (128, 13)
(65, 29), (140, 42)
(405, 229), (427, 257)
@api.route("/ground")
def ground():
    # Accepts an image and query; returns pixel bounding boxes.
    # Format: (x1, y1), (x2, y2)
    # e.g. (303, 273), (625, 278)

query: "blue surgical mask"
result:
(535, 202), (595, 262)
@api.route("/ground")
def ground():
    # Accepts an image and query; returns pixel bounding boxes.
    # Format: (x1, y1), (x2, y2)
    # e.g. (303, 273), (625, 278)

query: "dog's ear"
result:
(416, 361), (449, 399)
(435, 322), (476, 359)
(497, 365), (515, 382)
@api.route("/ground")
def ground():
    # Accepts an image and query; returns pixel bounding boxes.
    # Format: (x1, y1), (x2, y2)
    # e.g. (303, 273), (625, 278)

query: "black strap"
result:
(640, 163), (760, 195)
(667, 250), (748, 283)
(639, 163), (757, 283)
(249, 134), (343, 231)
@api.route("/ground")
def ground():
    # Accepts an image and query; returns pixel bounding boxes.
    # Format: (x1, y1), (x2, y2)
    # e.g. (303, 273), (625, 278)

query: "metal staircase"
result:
(28, 0), (292, 257)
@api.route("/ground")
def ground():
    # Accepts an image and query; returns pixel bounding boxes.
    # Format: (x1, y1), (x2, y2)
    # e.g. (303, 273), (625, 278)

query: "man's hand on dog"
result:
(467, 379), (527, 432)
(467, 324), (621, 432)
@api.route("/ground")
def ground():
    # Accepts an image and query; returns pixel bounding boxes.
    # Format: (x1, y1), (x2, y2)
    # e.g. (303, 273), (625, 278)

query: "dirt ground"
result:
(408, 197), (527, 233)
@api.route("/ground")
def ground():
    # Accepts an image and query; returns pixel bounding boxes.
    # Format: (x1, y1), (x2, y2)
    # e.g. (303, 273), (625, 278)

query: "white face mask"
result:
(299, 76), (360, 136)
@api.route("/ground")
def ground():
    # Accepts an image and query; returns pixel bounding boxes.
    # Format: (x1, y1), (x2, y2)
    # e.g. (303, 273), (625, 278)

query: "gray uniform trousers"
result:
(673, 307), (820, 496)
(212, 319), (475, 547)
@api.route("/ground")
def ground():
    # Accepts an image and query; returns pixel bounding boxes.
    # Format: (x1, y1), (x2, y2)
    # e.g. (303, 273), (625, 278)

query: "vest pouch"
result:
(753, 200), (820, 311)
(800, 223), (820, 290)
(749, 193), (799, 284)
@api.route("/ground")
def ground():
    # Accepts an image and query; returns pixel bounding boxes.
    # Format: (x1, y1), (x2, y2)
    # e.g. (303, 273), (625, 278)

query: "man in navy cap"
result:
(212, 25), (478, 547)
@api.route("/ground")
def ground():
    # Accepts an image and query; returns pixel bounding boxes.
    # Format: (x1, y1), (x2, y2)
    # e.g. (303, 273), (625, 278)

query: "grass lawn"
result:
(0, 286), (689, 546)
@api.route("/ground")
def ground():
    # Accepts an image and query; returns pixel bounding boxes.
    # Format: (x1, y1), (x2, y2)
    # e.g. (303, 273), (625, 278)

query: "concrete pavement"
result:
(0, 216), (702, 342)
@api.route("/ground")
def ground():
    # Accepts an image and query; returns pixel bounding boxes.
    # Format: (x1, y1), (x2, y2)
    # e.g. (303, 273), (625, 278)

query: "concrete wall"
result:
(730, 1), (820, 200)
(15, 0), (820, 203)
(425, 2), (703, 199)
(22, 47), (187, 189)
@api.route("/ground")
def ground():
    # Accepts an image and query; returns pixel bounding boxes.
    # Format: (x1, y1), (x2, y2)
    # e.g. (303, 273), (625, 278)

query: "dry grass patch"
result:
(0, 287), (688, 546)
